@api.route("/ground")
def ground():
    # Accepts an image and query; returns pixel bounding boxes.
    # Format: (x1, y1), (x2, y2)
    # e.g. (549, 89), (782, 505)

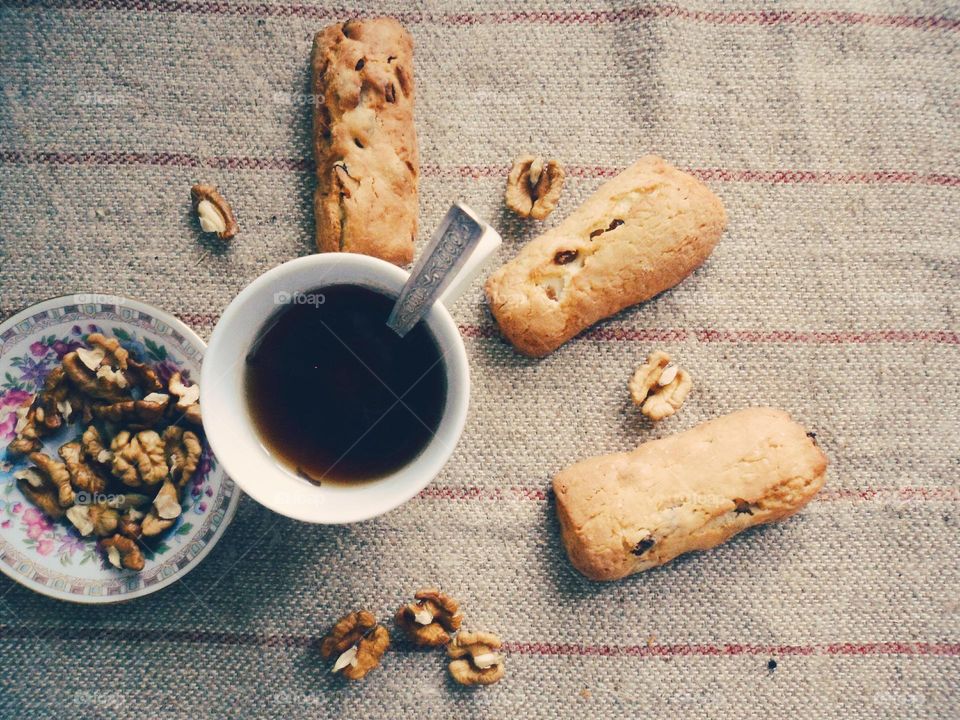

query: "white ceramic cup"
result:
(201, 209), (501, 524)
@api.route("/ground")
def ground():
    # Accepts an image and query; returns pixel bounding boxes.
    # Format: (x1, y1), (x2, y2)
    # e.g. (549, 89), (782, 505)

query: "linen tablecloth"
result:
(0, 1), (958, 717)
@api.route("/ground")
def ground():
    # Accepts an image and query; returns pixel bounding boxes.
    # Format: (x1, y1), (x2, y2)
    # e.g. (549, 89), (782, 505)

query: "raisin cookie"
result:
(486, 156), (726, 356)
(553, 408), (827, 581)
(312, 17), (418, 266)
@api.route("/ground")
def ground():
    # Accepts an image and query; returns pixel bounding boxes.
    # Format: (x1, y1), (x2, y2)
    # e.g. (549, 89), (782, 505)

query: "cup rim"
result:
(200, 253), (470, 524)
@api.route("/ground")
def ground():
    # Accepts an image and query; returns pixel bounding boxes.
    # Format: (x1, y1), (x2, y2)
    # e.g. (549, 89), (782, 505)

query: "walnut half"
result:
(447, 630), (506, 686)
(110, 430), (169, 487)
(395, 588), (462, 646)
(320, 610), (390, 681)
(628, 350), (692, 421)
(505, 154), (565, 220)
(191, 184), (238, 240)
(100, 534), (145, 571)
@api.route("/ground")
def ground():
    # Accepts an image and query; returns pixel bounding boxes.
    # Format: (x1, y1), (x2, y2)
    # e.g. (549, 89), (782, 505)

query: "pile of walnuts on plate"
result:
(6, 333), (203, 571)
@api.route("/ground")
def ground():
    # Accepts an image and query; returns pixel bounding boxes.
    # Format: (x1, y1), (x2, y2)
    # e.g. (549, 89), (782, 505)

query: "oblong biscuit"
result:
(312, 17), (418, 266)
(486, 156), (726, 356)
(553, 407), (828, 581)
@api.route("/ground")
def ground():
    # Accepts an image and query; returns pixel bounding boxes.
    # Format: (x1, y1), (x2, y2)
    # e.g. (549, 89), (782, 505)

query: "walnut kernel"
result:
(395, 588), (463, 646)
(100, 534), (145, 571)
(628, 350), (692, 421)
(191, 184), (238, 240)
(29, 452), (74, 507)
(59, 440), (109, 495)
(141, 479), (181, 536)
(447, 630), (505, 686)
(66, 503), (119, 537)
(110, 430), (169, 487)
(320, 610), (390, 681)
(163, 426), (202, 486)
(93, 394), (170, 428)
(14, 469), (66, 519)
(167, 372), (202, 426)
(505, 154), (565, 220)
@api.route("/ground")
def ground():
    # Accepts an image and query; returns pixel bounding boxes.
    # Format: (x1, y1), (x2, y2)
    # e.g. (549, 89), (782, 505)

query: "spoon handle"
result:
(387, 203), (486, 337)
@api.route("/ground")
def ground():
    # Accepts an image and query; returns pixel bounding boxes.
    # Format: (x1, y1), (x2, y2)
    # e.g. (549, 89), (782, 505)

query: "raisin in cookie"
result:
(486, 156), (725, 356)
(553, 407), (827, 581)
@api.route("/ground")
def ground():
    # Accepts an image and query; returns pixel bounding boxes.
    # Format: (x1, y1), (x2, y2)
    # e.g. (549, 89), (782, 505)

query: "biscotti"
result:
(312, 17), (418, 266)
(486, 156), (726, 356)
(553, 408), (827, 581)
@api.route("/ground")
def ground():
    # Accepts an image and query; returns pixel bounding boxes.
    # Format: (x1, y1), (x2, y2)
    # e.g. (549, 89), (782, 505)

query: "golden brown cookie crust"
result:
(485, 155), (726, 357)
(312, 17), (418, 266)
(553, 407), (828, 581)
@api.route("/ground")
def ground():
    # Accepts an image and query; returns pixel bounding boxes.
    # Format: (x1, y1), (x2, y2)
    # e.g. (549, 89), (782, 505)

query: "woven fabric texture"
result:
(0, 1), (958, 718)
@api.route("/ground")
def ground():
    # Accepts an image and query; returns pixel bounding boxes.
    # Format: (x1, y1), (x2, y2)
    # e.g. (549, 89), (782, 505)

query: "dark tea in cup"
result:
(244, 284), (447, 485)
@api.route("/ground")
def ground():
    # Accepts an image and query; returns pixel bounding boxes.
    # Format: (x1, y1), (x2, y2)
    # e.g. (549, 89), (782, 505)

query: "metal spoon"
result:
(386, 202), (489, 337)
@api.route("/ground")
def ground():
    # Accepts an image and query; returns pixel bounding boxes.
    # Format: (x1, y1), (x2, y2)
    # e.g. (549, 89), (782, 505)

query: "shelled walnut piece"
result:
(81, 425), (112, 466)
(118, 506), (147, 539)
(127, 357), (164, 395)
(168, 373), (202, 426)
(628, 350), (692, 421)
(8, 368), (77, 455)
(100, 534), (145, 571)
(59, 440), (108, 494)
(14, 467), (67, 519)
(505, 154), (565, 220)
(66, 502), (118, 537)
(29, 452), (74, 508)
(395, 588), (462, 646)
(191, 184), (239, 240)
(448, 630), (506, 686)
(61, 333), (131, 403)
(110, 430), (169, 487)
(163, 426), (202, 486)
(141, 479), (182, 536)
(93, 393), (170, 429)
(320, 610), (390, 681)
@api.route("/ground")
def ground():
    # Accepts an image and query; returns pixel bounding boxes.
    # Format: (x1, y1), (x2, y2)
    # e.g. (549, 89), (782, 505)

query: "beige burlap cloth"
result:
(0, 1), (957, 717)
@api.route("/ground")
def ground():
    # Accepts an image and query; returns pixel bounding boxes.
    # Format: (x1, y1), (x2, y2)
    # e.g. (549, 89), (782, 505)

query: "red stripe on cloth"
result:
(503, 641), (960, 657)
(13, 1), (960, 33)
(457, 325), (691, 343)
(694, 329), (960, 344)
(0, 625), (955, 657)
(0, 150), (310, 172)
(417, 165), (960, 186)
(486, 8), (960, 32)
(185, 318), (957, 346)
(1, 152), (958, 187)
(0, 150), (203, 168)
(692, 168), (960, 186)
(818, 487), (960, 502)
(416, 486), (960, 504)
(0, 309), (952, 348)
(418, 486), (549, 502)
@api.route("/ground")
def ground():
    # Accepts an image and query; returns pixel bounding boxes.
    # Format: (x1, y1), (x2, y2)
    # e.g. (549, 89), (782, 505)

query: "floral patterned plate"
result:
(0, 295), (240, 603)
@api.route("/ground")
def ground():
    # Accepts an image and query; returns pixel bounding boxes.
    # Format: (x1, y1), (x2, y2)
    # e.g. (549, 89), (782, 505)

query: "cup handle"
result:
(437, 202), (502, 309)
